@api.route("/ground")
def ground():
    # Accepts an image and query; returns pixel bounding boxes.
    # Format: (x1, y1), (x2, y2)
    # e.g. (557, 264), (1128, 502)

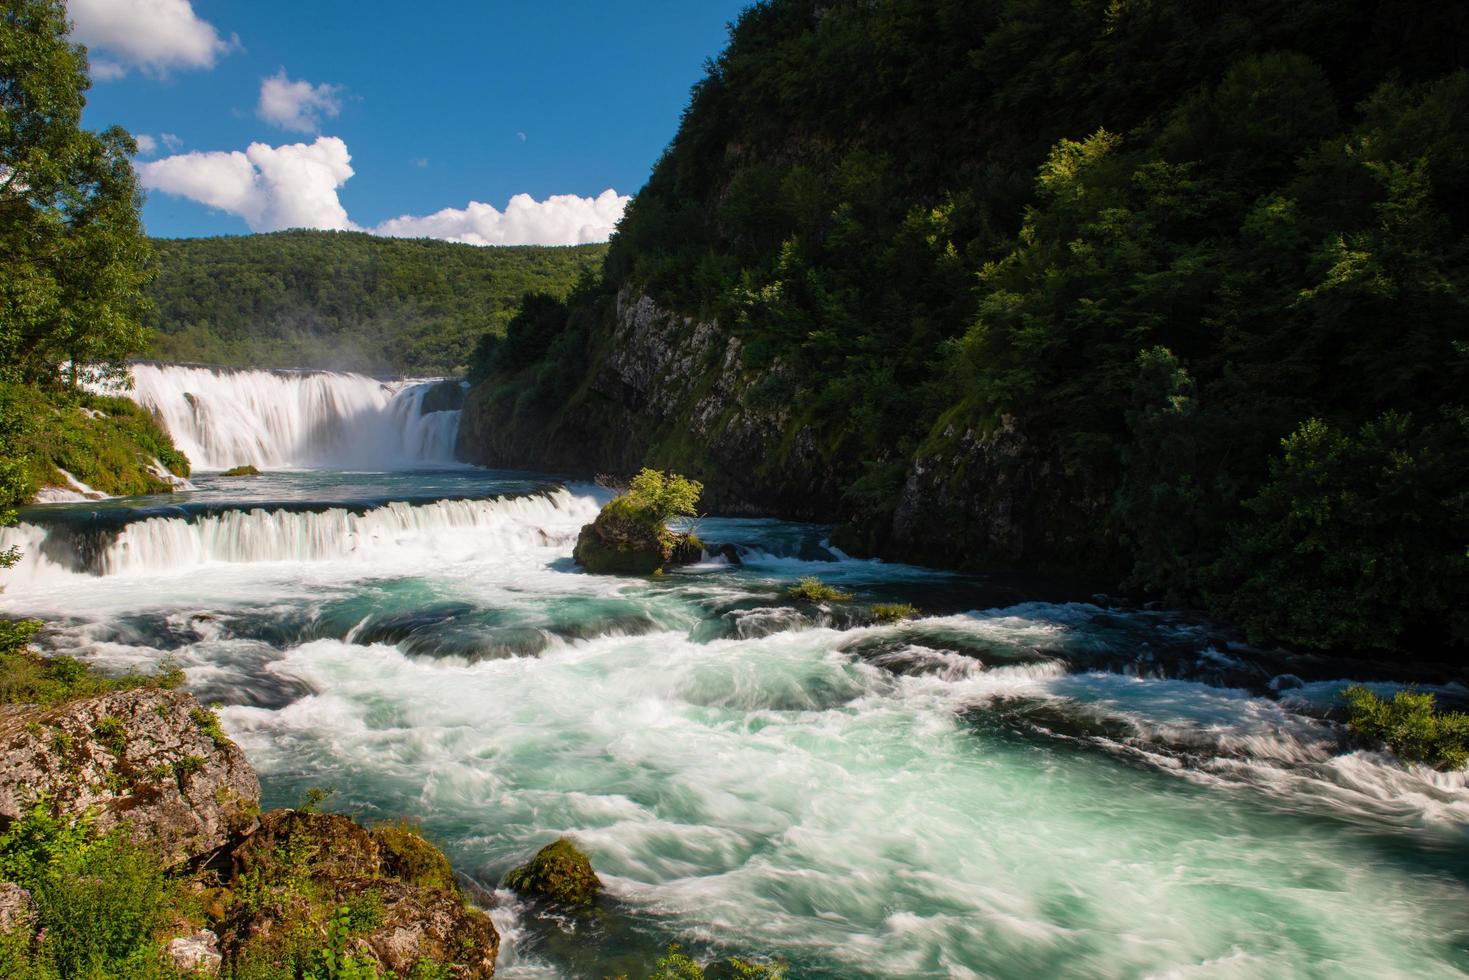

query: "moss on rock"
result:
(504, 837), (602, 906)
(220, 464), (260, 477)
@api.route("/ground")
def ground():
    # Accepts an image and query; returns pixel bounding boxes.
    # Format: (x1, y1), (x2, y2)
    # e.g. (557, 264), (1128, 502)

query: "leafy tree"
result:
(1211, 412), (1468, 653)
(0, 0), (151, 388)
(1343, 686), (1469, 771)
(603, 468), (703, 532)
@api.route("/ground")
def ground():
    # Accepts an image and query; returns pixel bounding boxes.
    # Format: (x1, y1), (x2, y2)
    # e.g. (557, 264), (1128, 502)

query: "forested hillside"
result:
(148, 232), (605, 374)
(462, 0), (1469, 659)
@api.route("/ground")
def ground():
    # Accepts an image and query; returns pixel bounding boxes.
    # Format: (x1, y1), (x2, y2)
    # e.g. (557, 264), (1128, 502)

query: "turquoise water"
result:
(3, 471), (1467, 977)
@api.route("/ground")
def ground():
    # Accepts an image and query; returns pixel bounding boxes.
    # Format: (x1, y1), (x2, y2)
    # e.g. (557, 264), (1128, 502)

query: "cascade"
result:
(0, 488), (600, 584)
(124, 364), (464, 471)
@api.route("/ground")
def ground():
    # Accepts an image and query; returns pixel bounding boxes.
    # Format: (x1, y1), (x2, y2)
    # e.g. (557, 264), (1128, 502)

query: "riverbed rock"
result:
(504, 837), (603, 906)
(226, 809), (499, 978)
(572, 510), (702, 575)
(0, 688), (260, 866)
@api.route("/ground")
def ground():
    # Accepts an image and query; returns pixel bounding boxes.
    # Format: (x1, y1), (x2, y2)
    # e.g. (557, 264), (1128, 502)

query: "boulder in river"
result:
(573, 509), (702, 575)
(504, 837), (603, 906)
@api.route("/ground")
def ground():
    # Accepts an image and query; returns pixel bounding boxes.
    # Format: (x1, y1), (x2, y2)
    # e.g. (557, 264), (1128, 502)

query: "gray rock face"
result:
(166, 929), (222, 976)
(0, 882), (36, 933)
(0, 688), (260, 866)
(886, 414), (1114, 570)
(458, 287), (843, 521)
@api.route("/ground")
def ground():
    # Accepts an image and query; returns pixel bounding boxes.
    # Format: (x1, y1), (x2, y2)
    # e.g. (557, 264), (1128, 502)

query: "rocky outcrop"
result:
(226, 809), (500, 978)
(166, 929), (223, 976)
(573, 510), (702, 575)
(0, 688), (260, 865)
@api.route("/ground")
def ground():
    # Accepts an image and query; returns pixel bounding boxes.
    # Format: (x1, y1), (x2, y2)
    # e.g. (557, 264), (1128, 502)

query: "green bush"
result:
(786, 577), (852, 603)
(0, 803), (177, 978)
(647, 943), (787, 980)
(601, 468), (704, 533)
(0, 645), (183, 707)
(1343, 686), (1469, 771)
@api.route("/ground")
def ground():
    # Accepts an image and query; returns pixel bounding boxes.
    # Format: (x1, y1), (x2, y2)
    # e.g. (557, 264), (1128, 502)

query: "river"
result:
(2, 366), (1466, 977)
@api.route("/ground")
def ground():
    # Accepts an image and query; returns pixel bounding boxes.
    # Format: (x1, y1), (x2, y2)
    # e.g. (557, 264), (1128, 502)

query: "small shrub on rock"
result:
(787, 577), (852, 603)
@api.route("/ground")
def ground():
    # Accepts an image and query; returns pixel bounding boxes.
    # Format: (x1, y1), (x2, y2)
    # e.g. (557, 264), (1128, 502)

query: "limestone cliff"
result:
(458, 288), (1097, 575)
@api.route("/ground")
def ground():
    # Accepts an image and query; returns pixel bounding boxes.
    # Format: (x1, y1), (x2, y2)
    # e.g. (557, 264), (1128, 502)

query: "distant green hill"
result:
(146, 230), (606, 375)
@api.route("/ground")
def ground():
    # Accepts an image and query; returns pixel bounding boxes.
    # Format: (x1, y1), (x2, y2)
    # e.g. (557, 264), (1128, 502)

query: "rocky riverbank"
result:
(0, 683), (500, 978)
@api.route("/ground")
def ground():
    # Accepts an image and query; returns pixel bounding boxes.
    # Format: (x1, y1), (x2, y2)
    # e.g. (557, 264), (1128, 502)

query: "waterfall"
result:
(124, 364), (465, 471)
(0, 488), (601, 584)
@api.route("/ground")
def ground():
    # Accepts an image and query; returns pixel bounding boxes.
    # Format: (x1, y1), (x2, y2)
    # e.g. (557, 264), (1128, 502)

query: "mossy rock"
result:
(220, 464), (260, 477)
(373, 819), (458, 893)
(573, 512), (702, 576)
(504, 837), (602, 906)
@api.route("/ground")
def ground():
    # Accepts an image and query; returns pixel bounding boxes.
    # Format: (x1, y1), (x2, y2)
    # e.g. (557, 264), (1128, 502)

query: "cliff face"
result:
(459, 289), (846, 521)
(459, 289), (1100, 574)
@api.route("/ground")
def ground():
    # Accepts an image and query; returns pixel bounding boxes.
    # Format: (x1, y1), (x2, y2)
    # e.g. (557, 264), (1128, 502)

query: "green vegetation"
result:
(503, 837), (603, 906)
(0, 800), (482, 979)
(644, 944), (787, 980)
(147, 232), (605, 374)
(0, 644), (183, 708)
(1, 381), (190, 500)
(574, 470), (706, 575)
(1343, 687), (1469, 771)
(0, 1), (189, 507)
(222, 464), (261, 477)
(787, 577), (852, 604)
(602, 468), (704, 533)
(870, 603), (919, 623)
(0, 0), (151, 391)
(471, 0), (1469, 659)
(0, 804), (179, 979)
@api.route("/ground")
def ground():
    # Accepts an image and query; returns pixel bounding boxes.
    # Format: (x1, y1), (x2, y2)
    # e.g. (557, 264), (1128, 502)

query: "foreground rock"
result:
(573, 509), (702, 575)
(0, 682), (499, 976)
(504, 837), (603, 906)
(0, 687), (260, 865)
(227, 809), (500, 978)
(166, 929), (222, 976)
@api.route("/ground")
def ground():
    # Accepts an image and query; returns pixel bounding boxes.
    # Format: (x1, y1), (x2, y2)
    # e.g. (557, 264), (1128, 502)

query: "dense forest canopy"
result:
(147, 231), (606, 375)
(476, 0), (1469, 658)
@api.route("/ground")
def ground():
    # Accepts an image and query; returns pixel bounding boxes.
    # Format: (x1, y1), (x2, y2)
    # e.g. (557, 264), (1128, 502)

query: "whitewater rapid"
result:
(3, 471), (1467, 976)
(124, 363), (463, 471)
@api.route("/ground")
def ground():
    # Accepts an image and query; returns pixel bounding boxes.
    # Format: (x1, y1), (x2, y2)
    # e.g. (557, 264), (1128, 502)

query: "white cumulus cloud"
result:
(134, 134), (158, 156)
(374, 189), (629, 246)
(138, 136), (356, 233)
(138, 135), (628, 245)
(257, 69), (344, 133)
(67, 0), (234, 78)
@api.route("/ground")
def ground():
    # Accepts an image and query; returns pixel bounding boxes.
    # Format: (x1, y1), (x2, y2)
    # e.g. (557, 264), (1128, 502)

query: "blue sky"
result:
(72, 0), (749, 242)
